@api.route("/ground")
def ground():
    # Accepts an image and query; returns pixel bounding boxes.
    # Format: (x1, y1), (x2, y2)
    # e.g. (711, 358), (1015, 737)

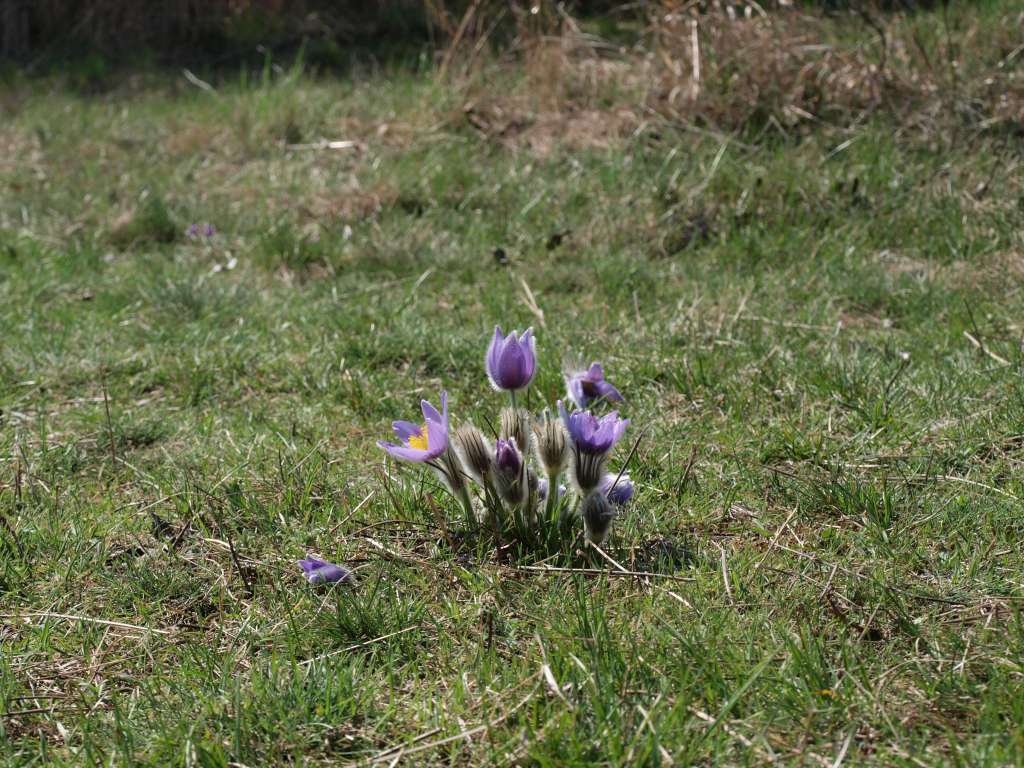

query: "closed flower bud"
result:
(533, 410), (568, 475)
(537, 477), (567, 501)
(494, 438), (527, 506)
(581, 491), (615, 545)
(454, 424), (492, 483)
(500, 407), (534, 458)
(434, 446), (467, 495)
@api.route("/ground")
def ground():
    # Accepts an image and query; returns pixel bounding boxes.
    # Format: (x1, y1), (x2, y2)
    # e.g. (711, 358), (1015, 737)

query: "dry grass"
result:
(437, 1), (1024, 148)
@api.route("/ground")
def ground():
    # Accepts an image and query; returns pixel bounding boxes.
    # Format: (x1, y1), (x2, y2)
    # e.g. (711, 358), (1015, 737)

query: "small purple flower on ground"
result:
(186, 223), (216, 239)
(298, 556), (353, 584)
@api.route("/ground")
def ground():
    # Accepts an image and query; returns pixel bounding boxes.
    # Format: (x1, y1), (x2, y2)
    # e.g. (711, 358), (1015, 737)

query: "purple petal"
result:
(497, 339), (527, 388)
(567, 376), (587, 409)
(421, 399), (441, 425)
(521, 329), (537, 381)
(601, 473), (634, 506)
(495, 438), (521, 472)
(378, 441), (432, 462)
(558, 400), (572, 431)
(427, 392), (449, 455)
(486, 326), (505, 384)
(298, 557), (353, 584)
(298, 557), (326, 573)
(392, 421), (422, 441)
(587, 362), (604, 381)
(594, 380), (624, 402)
(538, 478), (567, 501)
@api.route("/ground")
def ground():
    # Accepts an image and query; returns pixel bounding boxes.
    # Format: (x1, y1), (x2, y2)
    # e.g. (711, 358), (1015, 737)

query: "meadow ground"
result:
(2, 1), (1024, 764)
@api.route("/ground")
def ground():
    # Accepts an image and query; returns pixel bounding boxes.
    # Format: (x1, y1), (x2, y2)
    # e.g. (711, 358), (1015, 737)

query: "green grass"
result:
(2, 5), (1024, 764)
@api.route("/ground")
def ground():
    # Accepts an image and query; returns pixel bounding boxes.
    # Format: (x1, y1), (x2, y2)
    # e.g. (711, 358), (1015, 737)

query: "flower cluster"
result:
(377, 326), (634, 551)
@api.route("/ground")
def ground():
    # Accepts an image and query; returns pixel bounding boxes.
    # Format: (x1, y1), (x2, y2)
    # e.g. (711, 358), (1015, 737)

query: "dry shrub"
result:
(442, 1), (1023, 148)
(445, 3), (648, 155)
(648, 1), (1024, 135)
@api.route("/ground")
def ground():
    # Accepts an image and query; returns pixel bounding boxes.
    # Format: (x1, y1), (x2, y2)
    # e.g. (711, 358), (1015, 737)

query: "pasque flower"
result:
(537, 477), (567, 501)
(493, 438), (527, 505)
(601, 472), (634, 506)
(378, 392), (449, 462)
(186, 223), (216, 239)
(566, 362), (623, 409)
(500, 407), (533, 457)
(559, 400), (629, 491)
(298, 556), (354, 584)
(454, 424), (493, 483)
(486, 326), (536, 391)
(533, 409), (568, 475)
(558, 401), (628, 455)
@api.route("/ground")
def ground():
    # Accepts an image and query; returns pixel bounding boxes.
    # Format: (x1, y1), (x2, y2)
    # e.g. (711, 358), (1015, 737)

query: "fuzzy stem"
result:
(458, 485), (475, 528)
(482, 478), (506, 548)
(545, 470), (559, 526)
(509, 389), (518, 410)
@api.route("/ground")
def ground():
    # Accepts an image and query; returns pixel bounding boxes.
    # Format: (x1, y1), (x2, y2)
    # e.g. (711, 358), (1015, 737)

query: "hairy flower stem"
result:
(483, 479), (506, 552)
(545, 470), (559, 524)
(458, 485), (475, 528)
(509, 389), (517, 410)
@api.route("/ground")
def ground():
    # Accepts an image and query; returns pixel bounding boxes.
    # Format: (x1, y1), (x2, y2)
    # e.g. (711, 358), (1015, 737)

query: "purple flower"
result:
(600, 473), (634, 506)
(494, 438), (522, 474)
(186, 223), (216, 239)
(537, 478), (567, 501)
(493, 438), (527, 505)
(566, 363), (623, 409)
(558, 401), (629, 456)
(378, 392), (449, 462)
(486, 326), (537, 391)
(298, 556), (353, 584)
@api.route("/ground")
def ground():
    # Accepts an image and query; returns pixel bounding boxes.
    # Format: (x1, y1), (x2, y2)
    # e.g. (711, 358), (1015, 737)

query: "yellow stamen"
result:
(407, 425), (429, 451)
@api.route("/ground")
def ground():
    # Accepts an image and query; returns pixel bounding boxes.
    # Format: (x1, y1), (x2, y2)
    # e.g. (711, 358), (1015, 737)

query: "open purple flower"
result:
(566, 363), (623, 409)
(559, 400), (629, 491)
(298, 556), (353, 585)
(600, 473), (634, 506)
(558, 401), (629, 456)
(486, 326), (536, 391)
(378, 392), (449, 462)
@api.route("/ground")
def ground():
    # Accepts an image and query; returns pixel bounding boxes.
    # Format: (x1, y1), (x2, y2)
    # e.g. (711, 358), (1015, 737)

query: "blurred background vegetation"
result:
(2, 0), (1018, 142)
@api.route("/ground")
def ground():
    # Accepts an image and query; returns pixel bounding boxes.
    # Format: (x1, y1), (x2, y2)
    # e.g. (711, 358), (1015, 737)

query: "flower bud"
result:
(537, 477), (567, 501)
(454, 424), (492, 483)
(533, 409), (568, 476)
(500, 407), (533, 458)
(434, 446), (467, 495)
(493, 438), (527, 506)
(581, 491), (615, 545)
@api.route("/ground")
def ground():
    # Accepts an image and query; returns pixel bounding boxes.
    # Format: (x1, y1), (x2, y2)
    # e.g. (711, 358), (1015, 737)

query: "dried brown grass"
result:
(648, 2), (1024, 135)
(439, 1), (1024, 151)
